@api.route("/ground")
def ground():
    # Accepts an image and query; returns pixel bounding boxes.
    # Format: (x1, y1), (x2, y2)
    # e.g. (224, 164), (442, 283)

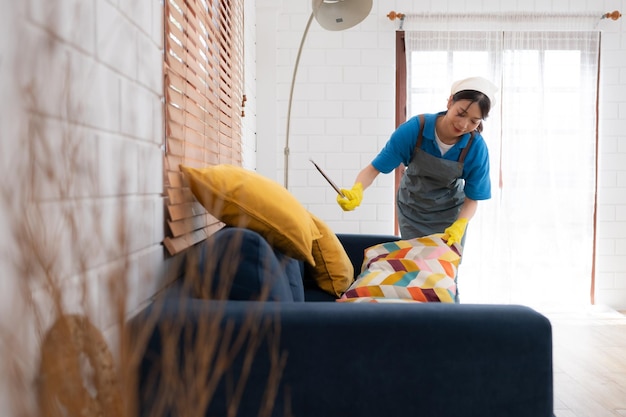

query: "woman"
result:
(337, 76), (497, 248)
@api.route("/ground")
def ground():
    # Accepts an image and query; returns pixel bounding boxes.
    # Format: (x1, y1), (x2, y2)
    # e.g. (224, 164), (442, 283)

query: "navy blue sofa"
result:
(127, 227), (554, 417)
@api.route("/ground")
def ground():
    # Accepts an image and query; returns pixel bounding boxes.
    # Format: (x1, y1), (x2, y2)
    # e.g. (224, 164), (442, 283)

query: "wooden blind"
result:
(162, 0), (245, 255)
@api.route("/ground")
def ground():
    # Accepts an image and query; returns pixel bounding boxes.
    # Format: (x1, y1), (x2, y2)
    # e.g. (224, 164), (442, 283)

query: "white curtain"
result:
(403, 17), (600, 308)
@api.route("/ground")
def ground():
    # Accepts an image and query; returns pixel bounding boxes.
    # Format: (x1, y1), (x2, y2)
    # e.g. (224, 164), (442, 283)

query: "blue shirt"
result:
(372, 112), (492, 200)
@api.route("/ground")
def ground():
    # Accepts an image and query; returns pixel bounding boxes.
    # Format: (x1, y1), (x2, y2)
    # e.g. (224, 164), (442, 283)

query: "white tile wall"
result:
(257, 0), (626, 309)
(242, 0), (258, 170)
(596, 0), (626, 309)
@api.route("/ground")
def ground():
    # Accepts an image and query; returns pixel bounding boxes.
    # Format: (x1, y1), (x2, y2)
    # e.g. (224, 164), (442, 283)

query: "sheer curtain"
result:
(403, 18), (600, 308)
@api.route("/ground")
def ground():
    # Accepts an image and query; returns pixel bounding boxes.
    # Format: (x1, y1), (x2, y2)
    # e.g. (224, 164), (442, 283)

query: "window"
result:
(404, 31), (600, 306)
(162, 0), (245, 255)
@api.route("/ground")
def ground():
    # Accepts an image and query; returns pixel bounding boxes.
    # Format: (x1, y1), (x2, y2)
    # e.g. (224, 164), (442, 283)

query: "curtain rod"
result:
(387, 10), (622, 30)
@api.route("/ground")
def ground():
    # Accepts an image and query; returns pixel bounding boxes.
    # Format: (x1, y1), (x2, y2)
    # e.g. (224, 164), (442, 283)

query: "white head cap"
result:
(450, 76), (498, 107)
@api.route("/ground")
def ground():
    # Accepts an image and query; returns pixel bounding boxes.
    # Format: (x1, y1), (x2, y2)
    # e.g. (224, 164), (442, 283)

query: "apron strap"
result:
(415, 114), (425, 150)
(415, 114), (475, 163)
(458, 131), (475, 163)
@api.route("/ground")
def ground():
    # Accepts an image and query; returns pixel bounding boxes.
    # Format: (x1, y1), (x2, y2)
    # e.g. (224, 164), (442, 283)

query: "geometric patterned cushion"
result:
(336, 297), (423, 303)
(337, 234), (460, 303)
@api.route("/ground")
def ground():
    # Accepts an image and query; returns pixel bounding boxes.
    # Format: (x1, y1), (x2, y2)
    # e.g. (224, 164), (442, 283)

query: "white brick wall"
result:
(0, 1), (165, 413)
(257, 0), (626, 309)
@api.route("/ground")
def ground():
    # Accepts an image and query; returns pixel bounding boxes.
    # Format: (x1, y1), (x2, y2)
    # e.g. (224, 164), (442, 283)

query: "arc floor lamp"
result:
(283, 0), (373, 189)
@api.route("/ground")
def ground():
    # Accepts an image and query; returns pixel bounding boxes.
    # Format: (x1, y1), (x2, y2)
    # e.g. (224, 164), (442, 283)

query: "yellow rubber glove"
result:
(443, 218), (468, 246)
(336, 182), (364, 211)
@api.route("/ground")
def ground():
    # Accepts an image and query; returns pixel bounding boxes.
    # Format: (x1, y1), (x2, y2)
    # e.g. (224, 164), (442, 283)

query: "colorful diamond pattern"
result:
(338, 234), (461, 303)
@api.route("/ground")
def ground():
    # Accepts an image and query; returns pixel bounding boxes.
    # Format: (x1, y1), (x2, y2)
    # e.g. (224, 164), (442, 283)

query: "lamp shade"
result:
(312, 0), (373, 31)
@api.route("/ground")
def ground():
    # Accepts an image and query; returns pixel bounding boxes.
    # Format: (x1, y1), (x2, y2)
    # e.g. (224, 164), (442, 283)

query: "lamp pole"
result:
(284, 12), (315, 189)
(283, 0), (372, 189)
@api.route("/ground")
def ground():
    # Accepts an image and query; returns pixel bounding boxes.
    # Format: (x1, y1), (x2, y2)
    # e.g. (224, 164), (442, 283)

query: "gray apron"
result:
(397, 114), (474, 239)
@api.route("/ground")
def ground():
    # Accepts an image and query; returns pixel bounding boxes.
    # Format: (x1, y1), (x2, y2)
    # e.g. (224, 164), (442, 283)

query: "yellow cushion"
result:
(180, 164), (321, 265)
(306, 214), (354, 297)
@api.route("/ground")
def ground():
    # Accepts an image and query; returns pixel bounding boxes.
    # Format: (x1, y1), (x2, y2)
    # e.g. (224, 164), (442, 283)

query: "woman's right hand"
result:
(336, 182), (363, 211)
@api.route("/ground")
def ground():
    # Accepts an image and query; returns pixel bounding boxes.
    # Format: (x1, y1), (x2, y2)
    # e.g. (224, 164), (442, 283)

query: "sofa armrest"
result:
(128, 299), (553, 417)
(336, 233), (400, 278)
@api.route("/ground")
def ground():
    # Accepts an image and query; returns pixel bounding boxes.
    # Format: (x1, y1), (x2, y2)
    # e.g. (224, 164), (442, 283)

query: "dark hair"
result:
(451, 90), (492, 132)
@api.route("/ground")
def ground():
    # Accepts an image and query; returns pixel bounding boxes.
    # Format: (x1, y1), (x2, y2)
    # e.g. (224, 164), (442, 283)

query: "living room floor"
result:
(540, 306), (626, 417)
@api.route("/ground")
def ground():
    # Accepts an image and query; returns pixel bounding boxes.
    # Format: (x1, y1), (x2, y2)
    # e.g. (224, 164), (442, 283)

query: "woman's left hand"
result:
(443, 218), (468, 246)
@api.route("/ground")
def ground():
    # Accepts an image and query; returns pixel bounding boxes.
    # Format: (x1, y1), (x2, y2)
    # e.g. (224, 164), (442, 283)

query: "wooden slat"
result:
(167, 54), (219, 106)
(165, 154), (183, 172)
(166, 136), (185, 157)
(163, 228), (208, 255)
(165, 33), (186, 64)
(172, 105), (204, 133)
(166, 107), (217, 150)
(167, 170), (186, 188)
(166, 187), (195, 205)
(167, 200), (208, 222)
(168, 213), (210, 238)
(184, 142), (205, 162)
